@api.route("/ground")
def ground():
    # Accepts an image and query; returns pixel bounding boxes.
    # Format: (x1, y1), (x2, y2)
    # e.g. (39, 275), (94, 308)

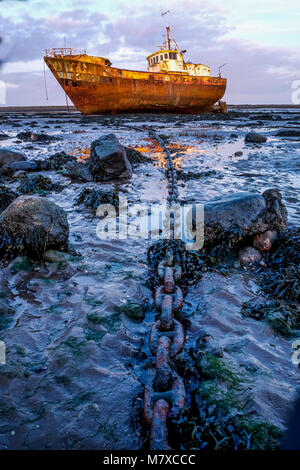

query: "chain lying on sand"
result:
(119, 124), (188, 449)
(143, 130), (187, 450)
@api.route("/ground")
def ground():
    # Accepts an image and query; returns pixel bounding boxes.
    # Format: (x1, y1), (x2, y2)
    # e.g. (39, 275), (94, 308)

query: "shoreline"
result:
(0, 104), (300, 114)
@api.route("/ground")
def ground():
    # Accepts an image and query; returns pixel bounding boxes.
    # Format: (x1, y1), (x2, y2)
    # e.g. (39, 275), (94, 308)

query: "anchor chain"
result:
(144, 131), (187, 450)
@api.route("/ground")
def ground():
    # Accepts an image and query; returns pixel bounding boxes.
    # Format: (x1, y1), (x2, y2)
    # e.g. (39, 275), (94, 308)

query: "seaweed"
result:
(147, 239), (237, 291)
(16, 131), (61, 143)
(0, 224), (49, 260)
(9, 256), (34, 273)
(169, 344), (282, 450)
(125, 147), (150, 166)
(35, 151), (77, 171)
(17, 174), (63, 194)
(75, 187), (119, 209)
(177, 169), (219, 181)
(0, 164), (14, 179)
(62, 337), (87, 358)
(259, 228), (299, 303)
(87, 311), (121, 334)
(241, 228), (300, 337)
(54, 375), (72, 388)
(242, 300), (299, 337)
(0, 185), (18, 212)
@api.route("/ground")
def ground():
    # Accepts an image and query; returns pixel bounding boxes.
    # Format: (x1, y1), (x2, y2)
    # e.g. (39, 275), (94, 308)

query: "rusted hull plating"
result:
(44, 55), (227, 115)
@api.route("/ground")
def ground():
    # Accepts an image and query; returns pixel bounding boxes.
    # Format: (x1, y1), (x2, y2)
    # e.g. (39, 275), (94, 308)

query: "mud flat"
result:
(0, 107), (299, 449)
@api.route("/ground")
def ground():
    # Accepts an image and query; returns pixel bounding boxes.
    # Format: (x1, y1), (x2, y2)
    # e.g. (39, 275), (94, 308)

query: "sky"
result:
(0, 0), (299, 105)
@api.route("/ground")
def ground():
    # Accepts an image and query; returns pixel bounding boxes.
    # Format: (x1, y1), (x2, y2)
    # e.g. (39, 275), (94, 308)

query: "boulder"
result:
(10, 161), (37, 171)
(0, 195), (69, 259)
(63, 161), (93, 182)
(253, 230), (277, 252)
(88, 134), (132, 181)
(0, 148), (26, 167)
(189, 189), (287, 248)
(245, 132), (267, 143)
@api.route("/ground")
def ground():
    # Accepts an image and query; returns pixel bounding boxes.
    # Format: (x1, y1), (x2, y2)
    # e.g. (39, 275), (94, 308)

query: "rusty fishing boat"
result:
(44, 22), (227, 115)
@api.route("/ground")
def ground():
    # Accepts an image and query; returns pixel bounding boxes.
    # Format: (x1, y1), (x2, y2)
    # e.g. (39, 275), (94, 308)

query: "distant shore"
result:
(0, 104), (299, 114)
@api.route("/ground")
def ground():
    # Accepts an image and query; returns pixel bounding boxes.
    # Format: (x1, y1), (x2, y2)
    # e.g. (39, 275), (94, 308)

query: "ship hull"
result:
(45, 55), (227, 115)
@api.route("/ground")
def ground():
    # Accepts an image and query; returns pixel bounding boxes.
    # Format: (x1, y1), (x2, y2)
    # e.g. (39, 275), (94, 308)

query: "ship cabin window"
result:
(164, 53), (168, 59)
(160, 55), (163, 61)
(169, 52), (177, 60)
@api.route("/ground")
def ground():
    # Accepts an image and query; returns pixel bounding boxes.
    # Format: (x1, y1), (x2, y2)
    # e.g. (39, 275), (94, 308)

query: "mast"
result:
(161, 9), (172, 50)
(166, 26), (171, 50)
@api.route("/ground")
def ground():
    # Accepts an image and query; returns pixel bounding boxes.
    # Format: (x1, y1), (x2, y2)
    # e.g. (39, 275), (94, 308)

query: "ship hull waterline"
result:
(45, 56), (227, 115)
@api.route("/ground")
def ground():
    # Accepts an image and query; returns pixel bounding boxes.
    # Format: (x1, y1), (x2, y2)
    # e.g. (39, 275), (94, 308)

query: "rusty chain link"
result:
(143, 130), (187, 450)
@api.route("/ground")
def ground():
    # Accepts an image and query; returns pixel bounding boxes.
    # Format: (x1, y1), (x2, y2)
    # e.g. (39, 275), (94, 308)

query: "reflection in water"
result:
(70, 146), (91, 162)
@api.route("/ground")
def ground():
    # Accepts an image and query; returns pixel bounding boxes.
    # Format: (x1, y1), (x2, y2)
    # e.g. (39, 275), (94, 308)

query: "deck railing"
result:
(45, 48), (87, 57)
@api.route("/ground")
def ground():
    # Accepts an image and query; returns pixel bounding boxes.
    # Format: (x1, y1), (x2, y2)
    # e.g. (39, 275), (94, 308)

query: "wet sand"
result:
(0, 108), (299, 449)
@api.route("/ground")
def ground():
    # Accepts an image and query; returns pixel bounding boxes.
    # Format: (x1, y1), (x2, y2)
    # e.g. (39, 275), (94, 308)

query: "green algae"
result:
(116, 300), (146, 322)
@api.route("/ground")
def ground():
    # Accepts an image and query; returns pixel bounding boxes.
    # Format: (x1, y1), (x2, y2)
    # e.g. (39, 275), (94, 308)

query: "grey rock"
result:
(10, 161), (37, 171)
(63, 161), (93, 182)
(0, 195), (69, 259)
(245, 132), (267, 143)
(89, 134), (132, 181)
(0, 148), (26, 167)
(275, 129), (300, 138)
(253, 230), (277, 252)
(188, 189), (287, 248)
(239, 246), (262, 266)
